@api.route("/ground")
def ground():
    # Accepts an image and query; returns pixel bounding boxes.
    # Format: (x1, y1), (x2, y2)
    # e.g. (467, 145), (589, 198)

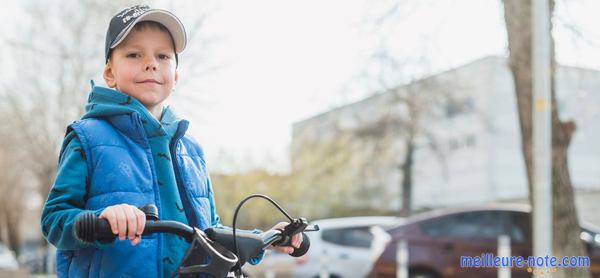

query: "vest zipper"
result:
(170, 123), (198, 228)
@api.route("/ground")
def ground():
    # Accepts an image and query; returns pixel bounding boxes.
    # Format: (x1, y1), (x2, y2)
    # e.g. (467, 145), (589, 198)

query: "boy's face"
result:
(103, 26), (179, 116)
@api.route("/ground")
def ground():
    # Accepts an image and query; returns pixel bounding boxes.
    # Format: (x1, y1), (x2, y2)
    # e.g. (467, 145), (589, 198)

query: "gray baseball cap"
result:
(105, 5), (187, 65)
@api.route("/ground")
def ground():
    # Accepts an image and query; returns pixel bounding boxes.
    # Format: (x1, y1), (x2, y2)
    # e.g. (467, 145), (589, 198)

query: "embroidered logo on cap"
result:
(117, 5), (150, 24)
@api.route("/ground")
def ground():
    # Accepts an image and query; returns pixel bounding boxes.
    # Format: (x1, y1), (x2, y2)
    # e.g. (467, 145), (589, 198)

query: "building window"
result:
(449, 135), (476, 151)
(446, 97), (474, 118)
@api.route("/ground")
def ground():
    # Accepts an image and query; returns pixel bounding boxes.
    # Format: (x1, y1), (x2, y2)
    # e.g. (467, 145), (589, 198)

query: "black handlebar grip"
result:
(75, 211), (117, 243)
(290, 233), (310, 257)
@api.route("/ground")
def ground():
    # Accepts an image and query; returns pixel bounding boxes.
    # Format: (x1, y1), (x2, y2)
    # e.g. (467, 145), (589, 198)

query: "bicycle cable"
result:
(231, 194), (295, 275)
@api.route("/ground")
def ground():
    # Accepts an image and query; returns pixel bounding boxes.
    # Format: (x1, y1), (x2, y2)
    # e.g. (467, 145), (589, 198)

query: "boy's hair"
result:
(106, 21), (178, 64)
(104, 5), (187, 66)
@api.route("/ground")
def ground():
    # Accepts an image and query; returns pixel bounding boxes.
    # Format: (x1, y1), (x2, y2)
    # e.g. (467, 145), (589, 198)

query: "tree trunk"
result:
(504, 0), (534, 201)
(0, 201), (22, 256)
(400, 138), (414, 217)
(550, 60), (585, 276)
(504, 1), (589, 277)
(6, 207), (22, 257)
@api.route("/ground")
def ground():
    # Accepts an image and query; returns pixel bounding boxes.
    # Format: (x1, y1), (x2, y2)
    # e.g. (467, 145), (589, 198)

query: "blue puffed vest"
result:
(56, 112), (214, 277)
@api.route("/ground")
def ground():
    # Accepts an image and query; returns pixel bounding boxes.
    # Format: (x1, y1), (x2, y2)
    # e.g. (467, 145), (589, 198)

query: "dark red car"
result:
(369, 204), (600, 278)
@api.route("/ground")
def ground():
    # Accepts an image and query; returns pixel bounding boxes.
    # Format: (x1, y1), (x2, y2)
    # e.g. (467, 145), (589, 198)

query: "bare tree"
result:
(289, 5), (476, 217)
(288, 82), (458, 219)
(351, 69), (469, 216)
(0, 109), (29, 255)
(356, 4), (475, 216)
(503, 0), (588, 277)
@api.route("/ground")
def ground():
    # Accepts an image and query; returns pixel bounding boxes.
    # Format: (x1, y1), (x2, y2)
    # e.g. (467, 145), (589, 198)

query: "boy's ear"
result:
(103, 62), (117, 88)
(174, 69), (179, 86)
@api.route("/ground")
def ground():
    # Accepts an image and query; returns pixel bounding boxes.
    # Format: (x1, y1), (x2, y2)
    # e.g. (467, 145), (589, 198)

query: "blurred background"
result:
(0, 0), (599, 277)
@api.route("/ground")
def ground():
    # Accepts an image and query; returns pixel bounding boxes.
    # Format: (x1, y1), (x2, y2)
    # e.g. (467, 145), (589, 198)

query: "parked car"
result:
(0, 243), (19, 271)
(294, 216), (403, 278)
(369, 204), (600, 278)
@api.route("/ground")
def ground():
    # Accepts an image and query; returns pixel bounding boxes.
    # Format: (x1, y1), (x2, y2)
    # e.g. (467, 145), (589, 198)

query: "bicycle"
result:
(74, 194), (319, 278)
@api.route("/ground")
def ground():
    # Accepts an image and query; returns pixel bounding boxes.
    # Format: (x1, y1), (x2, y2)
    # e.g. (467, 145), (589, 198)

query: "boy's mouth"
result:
(137, 79), (162, 84)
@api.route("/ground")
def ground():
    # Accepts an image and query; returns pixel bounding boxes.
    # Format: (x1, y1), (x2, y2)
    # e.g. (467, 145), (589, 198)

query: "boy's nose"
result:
(144, 58), (158, 71)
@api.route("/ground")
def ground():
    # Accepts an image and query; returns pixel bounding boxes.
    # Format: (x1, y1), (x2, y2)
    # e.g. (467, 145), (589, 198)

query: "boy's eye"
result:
(158, 54), (171, 60)
(126, 53), (141, 58)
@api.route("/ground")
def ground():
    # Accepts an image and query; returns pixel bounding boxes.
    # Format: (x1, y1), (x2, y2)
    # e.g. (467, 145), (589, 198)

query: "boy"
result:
(41, 5), (299, 277)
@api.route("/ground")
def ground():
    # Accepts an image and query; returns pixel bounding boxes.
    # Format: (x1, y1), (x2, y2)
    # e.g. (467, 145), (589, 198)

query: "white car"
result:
(293, 216), (403, 278)
(0, 243), (19, 271)
(243, 249), (296, 278)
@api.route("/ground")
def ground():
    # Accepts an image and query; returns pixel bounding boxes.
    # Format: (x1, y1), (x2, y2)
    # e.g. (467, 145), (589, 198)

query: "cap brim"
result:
(110, 9), (187, 54)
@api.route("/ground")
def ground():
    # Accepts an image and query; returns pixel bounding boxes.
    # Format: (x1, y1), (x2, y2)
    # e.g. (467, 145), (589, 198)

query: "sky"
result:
(3, 0), (600, 174)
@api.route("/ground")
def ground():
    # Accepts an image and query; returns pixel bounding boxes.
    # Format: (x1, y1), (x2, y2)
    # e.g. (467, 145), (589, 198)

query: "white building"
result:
(291, 56), (600, 224)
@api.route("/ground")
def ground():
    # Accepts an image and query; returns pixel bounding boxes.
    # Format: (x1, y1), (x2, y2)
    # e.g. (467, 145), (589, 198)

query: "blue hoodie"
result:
(41, 83), (262, 277)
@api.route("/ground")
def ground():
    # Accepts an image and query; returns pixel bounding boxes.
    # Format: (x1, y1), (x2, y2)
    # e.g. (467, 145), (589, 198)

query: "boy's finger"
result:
(115, 206), (127, 240)
(135, 208), (146, 238)
(270, 222), (288, 231)
(293, 235), (301, 248)
(124, 205), (137, 241)
(100, 208), (119, 235)
(275, 246), (292, 254)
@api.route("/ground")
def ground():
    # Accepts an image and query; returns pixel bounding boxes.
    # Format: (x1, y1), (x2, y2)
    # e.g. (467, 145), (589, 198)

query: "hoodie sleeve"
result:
(41, 132), (106, 250)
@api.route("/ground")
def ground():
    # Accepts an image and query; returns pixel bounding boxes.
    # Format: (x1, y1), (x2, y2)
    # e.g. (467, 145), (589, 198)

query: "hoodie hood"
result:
(82, 81), (183, 138)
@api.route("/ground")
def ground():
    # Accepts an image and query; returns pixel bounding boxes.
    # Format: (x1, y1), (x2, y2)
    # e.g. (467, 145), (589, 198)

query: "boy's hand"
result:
(99, 204), (146, 246)
(267, 222), (303, 254)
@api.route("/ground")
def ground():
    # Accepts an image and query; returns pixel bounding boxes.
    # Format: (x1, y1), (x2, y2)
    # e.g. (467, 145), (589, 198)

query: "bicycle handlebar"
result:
(74, 206), (313, 277)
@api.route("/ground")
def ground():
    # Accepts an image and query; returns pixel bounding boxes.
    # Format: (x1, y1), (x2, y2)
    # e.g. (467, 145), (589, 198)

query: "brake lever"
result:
(274, 218), (320, 247)
(282, 218), (320, 235)
(304, 224), (320, 232)
(282, 218), (308, 236)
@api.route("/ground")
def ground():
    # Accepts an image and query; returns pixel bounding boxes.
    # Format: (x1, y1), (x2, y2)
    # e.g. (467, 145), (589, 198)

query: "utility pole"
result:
(531, 0), (552, 276)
